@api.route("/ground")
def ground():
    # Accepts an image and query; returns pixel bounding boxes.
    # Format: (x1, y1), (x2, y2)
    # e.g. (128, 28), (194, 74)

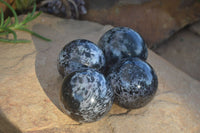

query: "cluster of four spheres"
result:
(57, 27), (158, 123)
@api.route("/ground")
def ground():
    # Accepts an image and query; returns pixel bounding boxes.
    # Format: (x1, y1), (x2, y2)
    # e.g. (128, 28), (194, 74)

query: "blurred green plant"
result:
(15, 0), (35, 11)
(0, 0), (51, 43)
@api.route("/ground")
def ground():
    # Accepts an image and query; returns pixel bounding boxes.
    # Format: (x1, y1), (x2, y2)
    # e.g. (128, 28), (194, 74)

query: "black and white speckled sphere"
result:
(57, 39), (106, 77)
(107, 57), (158, 109)
(98, 27), (148, 71)
(60, 69), (114, 123)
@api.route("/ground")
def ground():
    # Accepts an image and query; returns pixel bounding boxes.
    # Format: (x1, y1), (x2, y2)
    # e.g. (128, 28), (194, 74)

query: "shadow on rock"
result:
(0, 110), (22, 133)
(32, 18), (113, 112)
(33, 23), (67, 111)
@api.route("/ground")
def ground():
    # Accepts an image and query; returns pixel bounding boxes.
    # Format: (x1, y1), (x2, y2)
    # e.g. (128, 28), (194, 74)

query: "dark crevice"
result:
(2, 50), (36, 69)
(66, 123), (82, 126)
(108, 109), (131, 117)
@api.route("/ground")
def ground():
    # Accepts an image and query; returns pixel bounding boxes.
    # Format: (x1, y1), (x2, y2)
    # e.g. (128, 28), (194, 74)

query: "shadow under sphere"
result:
(33, 18), (109, 110)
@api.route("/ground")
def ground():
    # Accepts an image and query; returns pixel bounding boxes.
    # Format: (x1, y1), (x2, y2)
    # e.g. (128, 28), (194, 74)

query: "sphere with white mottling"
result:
(60, 69), (114, 123)
(98, 27), (148, 74)
(57, 39), (106, 77)
(107, 57), (158, 109)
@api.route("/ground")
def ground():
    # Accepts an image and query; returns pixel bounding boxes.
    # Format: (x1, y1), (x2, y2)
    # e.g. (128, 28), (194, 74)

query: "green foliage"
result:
(15, 0), (35, 11)
(0, 0), (51, 43)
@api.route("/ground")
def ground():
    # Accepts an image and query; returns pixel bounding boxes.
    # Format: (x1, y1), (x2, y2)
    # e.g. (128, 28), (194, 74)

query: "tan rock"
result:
(0, 13), (199, 133)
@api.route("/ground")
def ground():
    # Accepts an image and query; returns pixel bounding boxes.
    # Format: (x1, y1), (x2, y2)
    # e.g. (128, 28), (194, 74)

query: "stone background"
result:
(0, 13), (200, 133)
(82, 0), (200, 47)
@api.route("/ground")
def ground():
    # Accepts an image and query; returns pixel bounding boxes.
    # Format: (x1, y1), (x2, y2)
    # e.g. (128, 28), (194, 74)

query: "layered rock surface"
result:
(0, 13), (200, 133)
(83, 0), (200, 47)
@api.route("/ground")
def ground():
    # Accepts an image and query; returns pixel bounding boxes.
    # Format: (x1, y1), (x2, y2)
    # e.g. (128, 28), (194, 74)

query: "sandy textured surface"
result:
(0, 13), (200, 133)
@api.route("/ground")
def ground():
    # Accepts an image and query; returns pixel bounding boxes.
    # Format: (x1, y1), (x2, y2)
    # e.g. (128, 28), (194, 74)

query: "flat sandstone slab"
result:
(0, 14), (200, 133)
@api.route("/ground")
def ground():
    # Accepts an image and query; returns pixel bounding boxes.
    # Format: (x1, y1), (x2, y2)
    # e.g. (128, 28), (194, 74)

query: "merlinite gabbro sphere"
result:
(98, 27), (148, 71)
(107, 57), (158, 109)
(60, 69), (114, 123)
(57, 39), (106, 77)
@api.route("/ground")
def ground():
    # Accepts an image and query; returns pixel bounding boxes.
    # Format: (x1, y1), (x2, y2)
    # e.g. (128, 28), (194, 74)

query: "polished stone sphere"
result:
(107, 57), (158, 109)
(57, 39), (106, 77)
(98, 27), (148, 73)
(60, 69), (114, 123)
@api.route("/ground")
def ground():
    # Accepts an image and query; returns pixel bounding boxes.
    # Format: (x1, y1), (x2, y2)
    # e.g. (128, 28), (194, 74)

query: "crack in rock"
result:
(3, 50), (36, 69)
(106, 119), (115, 133)
(108, 109), (132, 117)
(65, 123), (82, 126)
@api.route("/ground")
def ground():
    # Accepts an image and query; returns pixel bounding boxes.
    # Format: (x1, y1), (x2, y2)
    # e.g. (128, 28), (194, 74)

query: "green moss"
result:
(0, 0), (51, 43)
